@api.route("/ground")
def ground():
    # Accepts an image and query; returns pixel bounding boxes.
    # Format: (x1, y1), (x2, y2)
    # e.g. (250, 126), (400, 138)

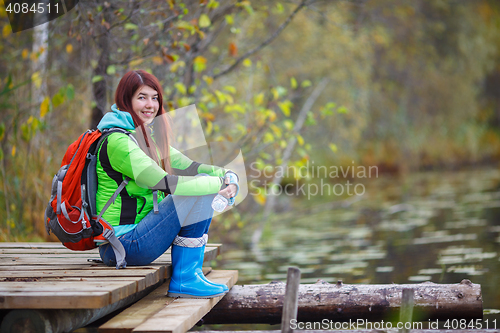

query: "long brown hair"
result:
(114, 70), (172, 174)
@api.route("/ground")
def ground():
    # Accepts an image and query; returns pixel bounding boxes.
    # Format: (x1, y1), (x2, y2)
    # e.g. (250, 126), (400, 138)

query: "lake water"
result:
(217, 166), (500, 322)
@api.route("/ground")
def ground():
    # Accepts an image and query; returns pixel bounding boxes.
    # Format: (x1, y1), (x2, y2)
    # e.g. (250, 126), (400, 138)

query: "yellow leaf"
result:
(270, 124), (281, 138)
(2, 24), (11, 38)
(203, 76), (213, 85)
(22, 49), (29, 59)
(170, 60), (185, 72)
(193, 55), (207, 72)
(214, 90), (226, 104)
(263, 132), (274, 143)
(254, 92), (264, 106)
(174, 82), (187, 95)
(194, 55), (207, 65)
(31, 72), (42, 89)
(297, 134), (304, 146)
(40, 97), (50, 118)
(11, 145), (16, 157)
(206, 120), (213, 135)
(66, 44), (73, 54)
(152, 56), (164, 65)
(278, 100), (292, 117)
(267, 110), (276, 122)
(199, 14), (211, 28)
(243, 58), (252, 67)
(329, 143), (338, 153)
(129, 58), (144, 67)
(291, 77), (297, 89)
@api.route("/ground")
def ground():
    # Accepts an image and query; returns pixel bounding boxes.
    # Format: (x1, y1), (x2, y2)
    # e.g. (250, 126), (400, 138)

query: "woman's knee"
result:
(99, 244), (117, 267)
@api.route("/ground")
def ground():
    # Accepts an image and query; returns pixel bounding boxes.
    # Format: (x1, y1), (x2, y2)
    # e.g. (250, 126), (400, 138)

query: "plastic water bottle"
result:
(211, 194), (228, 212)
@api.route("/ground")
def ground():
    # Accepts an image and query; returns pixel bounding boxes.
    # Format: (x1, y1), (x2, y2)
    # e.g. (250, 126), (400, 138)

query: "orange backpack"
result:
(45, 128), (135, 269)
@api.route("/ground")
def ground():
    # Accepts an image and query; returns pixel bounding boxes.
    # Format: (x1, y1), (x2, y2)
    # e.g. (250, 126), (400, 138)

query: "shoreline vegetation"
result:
(1, 0), (500, 241)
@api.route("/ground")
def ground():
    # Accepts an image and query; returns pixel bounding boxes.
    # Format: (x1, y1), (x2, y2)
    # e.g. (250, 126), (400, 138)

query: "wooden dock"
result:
(0, 242), (238, 333)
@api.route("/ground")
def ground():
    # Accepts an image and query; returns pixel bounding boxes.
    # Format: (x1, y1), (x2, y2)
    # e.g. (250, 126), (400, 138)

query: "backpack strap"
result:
(153, 190), (159, 214)
(100, 218), (127, 269)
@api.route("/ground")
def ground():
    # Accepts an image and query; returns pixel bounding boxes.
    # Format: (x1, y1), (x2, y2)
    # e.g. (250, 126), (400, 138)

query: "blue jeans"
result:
(99, 193), (216, 266)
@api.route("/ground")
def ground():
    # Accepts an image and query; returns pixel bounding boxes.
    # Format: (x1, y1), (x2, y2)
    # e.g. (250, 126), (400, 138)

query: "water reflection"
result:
(220, 167), (500, 316)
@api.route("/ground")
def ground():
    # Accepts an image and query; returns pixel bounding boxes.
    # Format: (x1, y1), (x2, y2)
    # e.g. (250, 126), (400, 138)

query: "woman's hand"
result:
(218, 183), (238, 199)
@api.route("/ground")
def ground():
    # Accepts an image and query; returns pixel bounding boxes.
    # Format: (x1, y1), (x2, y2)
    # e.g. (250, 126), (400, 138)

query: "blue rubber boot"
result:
(167, 243), (227, 298)
(195, 235), (228, 292)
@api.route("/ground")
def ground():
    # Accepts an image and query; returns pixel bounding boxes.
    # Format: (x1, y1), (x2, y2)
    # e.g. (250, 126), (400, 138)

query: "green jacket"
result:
(96, 105), (227, 230)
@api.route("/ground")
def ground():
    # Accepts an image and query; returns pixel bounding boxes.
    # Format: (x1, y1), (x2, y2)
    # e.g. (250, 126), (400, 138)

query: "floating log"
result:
(201, 279), (482, 325)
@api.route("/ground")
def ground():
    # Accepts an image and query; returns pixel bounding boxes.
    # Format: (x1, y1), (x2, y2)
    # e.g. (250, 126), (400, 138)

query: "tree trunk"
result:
(202, 280), (482, 325)
(89, 7), (113, 130)
(31, 9), (49, 120)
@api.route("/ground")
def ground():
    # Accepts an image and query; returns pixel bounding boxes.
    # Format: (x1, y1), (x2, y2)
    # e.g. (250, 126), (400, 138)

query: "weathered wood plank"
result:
(0, 265), (160, 271)
(0, 245), (99, 255)
(0, 258), (103, 265)
(0, 281), (164, 333)
(99, 280), (175, 333)
(0, 247), (217, 266)
(0, 243), (72, 249)
(99, 268), (212, 333)
(0, 291), (111, 308)
(0, 268), (161, 279)
(0, 280), (138, 309)
(0, 242), (221, 312)
(132, 270), (238, 333)
(0, 242), (220, 252)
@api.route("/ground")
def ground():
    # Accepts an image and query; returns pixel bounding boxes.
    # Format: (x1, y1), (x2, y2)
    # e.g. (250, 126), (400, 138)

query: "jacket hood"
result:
(97, 104), (136, 131)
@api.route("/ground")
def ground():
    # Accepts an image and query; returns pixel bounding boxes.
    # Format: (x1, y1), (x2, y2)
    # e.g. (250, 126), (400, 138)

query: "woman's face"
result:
(131, 85), (159, 125)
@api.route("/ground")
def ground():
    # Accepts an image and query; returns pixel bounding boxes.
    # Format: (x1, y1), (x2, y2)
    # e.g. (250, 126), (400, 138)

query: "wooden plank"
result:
(0, 242), (70, 249)
(0, 242), (221, 312)
(0, 248), (100, 254)
(0, 258), (102, 265)
(0, 291), (111, 309)
(0, 280), (138, 292)
(99, 268), (212, 333)
(0, 280), (137, 309)
(9, 276), (156, 292)
(133, 270), (238, 333)
(0, 246), (219, 264)
(0, 253), (106, 258)
(0, 268), (161, 279)
(99, 280), (175, 333)
(0, 242), (221, 251)
(0, 265), (166, 271)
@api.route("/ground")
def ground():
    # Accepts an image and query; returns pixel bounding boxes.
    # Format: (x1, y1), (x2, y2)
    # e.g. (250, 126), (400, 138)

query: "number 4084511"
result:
(5, 2), (60, 14)
(444, 319), (496, 329)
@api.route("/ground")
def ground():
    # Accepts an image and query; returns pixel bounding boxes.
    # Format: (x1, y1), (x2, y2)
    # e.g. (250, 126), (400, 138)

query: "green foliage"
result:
(1, 0), (500, 241)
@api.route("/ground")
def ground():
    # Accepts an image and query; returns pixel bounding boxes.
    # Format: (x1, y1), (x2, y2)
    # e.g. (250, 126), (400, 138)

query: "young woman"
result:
(95, 70), (239, 298)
